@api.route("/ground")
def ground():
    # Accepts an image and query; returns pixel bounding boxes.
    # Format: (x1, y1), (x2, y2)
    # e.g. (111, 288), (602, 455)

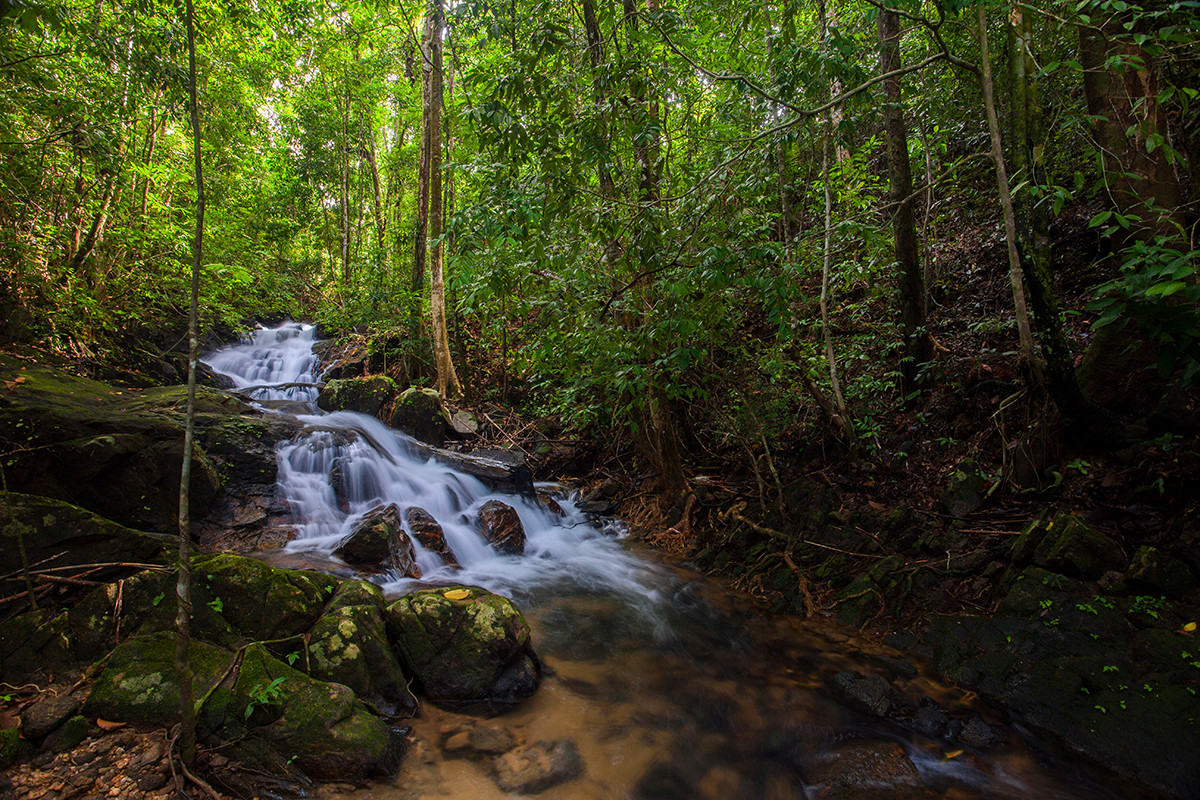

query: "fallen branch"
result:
(728, 509), (888, 559)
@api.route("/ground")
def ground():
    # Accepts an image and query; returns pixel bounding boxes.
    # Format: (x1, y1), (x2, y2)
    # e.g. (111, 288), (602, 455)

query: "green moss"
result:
(0, 727), (34, 769)
(317, 376), (397, 415)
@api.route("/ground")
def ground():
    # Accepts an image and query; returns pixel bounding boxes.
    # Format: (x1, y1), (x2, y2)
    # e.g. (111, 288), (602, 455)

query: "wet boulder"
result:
(317, 375), (398, 416)
(476, 500), (526, 556)
(334, 504), (421, 578)
(828, 671), (899, 719)
(307, 581), (417, 717)
(800, 740), (921, 799)
(406, 506), (459, 567)
(386, 585), (542, 713)
(389, 387), (452, 445)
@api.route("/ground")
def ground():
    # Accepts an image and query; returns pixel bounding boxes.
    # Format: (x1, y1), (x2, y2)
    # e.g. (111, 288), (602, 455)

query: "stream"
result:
(203, 322), (1135, 800)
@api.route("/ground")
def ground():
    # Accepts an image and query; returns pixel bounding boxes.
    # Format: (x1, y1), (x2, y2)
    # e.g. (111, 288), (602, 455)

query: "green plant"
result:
(1131, 595), (1170, 620)
(1067, 458), (1091, 476)
(207, 596), (224, 613)
(244, 677), (287, 722)
(1076, 602), (1097, 615)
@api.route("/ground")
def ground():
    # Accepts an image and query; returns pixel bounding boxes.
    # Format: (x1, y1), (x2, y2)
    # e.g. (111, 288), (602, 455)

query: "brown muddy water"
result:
(321, 554), (1132, 800)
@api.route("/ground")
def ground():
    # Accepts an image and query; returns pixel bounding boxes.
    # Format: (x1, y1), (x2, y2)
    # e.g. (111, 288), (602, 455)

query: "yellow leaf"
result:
(944, 749), (963, 760)
(1184, 622), (1196, 632)
(443, 589), (470, 601)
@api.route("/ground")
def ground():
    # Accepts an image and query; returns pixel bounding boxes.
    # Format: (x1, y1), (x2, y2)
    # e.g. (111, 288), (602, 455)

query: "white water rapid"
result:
(201, 321), (663, 603)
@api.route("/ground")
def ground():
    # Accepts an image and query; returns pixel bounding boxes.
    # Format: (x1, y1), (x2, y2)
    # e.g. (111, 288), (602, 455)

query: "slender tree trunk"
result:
(877, 0), (931, 393)
(364, 117), (386, 268)
(175, 0), (202, 768)
(339, 81), (352, 287)
(413, 27), (433, 332)
(977, 4), (1035, 363)
(819, 0), (853, 443)
(427, 0), (462, 398)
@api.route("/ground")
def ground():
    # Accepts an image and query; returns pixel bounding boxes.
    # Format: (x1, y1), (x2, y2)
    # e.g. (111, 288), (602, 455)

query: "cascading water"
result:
(203, 323), (1131, 800)
(202, 321), (663, 603)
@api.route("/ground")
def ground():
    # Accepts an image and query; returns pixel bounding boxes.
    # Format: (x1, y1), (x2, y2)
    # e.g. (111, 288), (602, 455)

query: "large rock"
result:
(317, 375), (397, 416)
(939, 459), (987, 518)
(84, 634), (396, 781)
(389, 387), (451, 445)
(386, 585), (541, 713)
(0, 355), (295, 545)
(334, 504), (421, 578)
(1127, 546), (1194, 597)
(476, 500), (526, 556)
(0, 492), (170, 605)
(307, 581), (416, 716)
(1032, 514), (1125, 581)
(406, 506), (459, 567)
(406, 442), (536, 497)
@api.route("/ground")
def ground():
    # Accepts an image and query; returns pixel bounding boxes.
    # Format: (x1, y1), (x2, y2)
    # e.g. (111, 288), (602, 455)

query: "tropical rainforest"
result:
(2, 0), (1200, 795)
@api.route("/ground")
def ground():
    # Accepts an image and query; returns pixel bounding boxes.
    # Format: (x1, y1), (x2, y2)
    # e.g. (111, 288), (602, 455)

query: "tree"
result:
(876, 0), (930, 394)
(424, 0), (463, 398)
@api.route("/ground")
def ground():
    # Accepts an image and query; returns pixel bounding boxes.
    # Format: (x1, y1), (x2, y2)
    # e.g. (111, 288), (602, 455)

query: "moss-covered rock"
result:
(307, 599), (416, 717)
(84, 632), (234, 724)
(388, 387), (451, 445)
(0, 726), (34, 769)
(1032, 514), (1125, 580)
(225, 644), (397, 781)
(317, 376), (397, 416)
(0, 493), (169, 601)
(0, 355), (295, 543)
(1127, 546), (1194, 597)
(192, 553), (338, 645)
(939, 459), (988, 517)
(386, 585), (541, 714)
(0, 609), (76, 683)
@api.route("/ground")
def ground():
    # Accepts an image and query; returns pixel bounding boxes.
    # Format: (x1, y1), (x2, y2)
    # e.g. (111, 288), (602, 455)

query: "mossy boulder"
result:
(386, 585), (541, 713)
(388, 387), (451, 445)
(0, 609), (75, 683)
(84, 632), (234, 725)
(1127, 546), (1194, 597)
(0, 493), (170, 600)
(1032, 514), (1125, 581)
(192, 553), (338, 644)
(0, 355), (295, 544)
(317, 375), (397, 416)
(939, 459), (988, 518)
(307, 589), (416, 717)
(0, 726), (34, 769)
(223, 644), (398, 781)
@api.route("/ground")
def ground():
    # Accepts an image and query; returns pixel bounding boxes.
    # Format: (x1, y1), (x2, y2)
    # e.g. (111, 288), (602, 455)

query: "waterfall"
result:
(202, 322), (659, 600)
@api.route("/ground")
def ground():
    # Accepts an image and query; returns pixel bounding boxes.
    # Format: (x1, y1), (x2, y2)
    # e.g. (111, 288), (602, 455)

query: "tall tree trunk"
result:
(175, 0), (202, 768)
(427, 0), (462, 399)
(339, 80), (352, 287)
(582, 0), (621, 271)
(877, 0), (930, 394)
(977, 4), (1035, 363)
(1078, 3), (1183, 239)
(413, 27), (433, 332)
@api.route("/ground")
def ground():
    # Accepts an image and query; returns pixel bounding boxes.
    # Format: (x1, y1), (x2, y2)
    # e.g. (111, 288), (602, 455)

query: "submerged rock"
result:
(406, 506), (459, 567)
(386, 585), (542, 713)
(493, 739), (583, 793)
(828, 671), (898, 719)
(334, 504), (421, 578)
(476, 500), (526, 556)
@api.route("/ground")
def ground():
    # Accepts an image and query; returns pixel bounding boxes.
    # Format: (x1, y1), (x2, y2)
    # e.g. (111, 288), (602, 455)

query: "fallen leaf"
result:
(1184, 622), (1196, 633)
(944, 749), (963, 759)
(443, 589), (470, 601)
(96, 719), (126, 731)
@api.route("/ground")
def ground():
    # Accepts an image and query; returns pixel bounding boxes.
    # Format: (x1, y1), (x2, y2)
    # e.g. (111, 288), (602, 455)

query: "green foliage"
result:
(1088, 236), (1200, 385)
